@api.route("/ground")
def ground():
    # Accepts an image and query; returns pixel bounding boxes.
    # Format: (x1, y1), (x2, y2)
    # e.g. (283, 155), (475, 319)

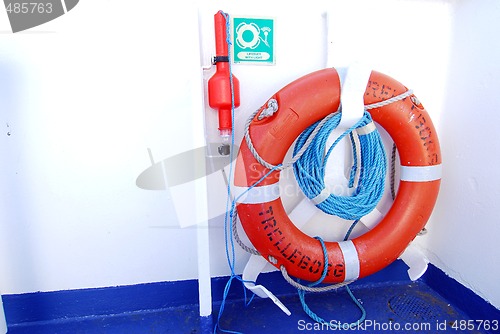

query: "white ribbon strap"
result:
(399, 243), (430, 281)
(233, 183), (280, 204)
(311, 188), (330, 205)
(338, 63), (372, 130)
(242, 255), (291, 316)
(338, 240), (360, 281)
(356, 121), (376, 136)
(400, 164), (442, 182)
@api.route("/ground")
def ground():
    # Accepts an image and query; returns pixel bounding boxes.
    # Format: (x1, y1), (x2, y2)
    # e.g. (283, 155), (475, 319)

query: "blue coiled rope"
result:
(293, 111), (387, 219)
(291, 110), (387, 329)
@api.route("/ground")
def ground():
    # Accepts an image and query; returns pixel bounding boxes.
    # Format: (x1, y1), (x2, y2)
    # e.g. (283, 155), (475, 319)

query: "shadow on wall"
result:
(136, 144), (237, 189)
(136, 144), (238, 228)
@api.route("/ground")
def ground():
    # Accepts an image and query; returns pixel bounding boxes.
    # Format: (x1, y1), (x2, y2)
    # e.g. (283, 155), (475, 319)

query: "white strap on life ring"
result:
(324, 63), (373, 198)
(356, 121), (377, 135)
(400, 164), (442, 182)
(338, 240), (361, 281)
(232, 183), (280, 204)
(338, 63), (372, 130)
(242, 255), (291, 316)
(399, 243), (430, 281)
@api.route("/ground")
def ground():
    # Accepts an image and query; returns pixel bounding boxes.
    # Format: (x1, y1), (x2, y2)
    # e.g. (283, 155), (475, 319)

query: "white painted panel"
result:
(0, 0), (498, 311)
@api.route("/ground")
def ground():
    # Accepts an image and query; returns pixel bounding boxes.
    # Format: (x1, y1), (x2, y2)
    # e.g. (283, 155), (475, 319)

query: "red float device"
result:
(208, 11), (240, 149)
(234, 68), (442, 283)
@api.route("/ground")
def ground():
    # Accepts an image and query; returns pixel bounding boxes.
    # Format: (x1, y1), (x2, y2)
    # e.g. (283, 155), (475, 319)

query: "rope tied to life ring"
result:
(231, 85), (421, 329)
(230, 67), (442, 334)
(210, 11), (441, 334)
(233, 87), (416, 289)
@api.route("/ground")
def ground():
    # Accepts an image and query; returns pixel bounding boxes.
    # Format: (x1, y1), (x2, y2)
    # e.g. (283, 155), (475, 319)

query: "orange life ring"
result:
(234, 68), (441, 283)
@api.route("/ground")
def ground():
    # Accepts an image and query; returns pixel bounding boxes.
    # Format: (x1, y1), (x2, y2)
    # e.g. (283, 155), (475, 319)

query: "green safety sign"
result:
(232, 17), (275, 65)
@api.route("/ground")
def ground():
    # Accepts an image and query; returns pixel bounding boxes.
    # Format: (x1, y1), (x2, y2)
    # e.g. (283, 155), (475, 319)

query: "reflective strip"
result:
(338, 240), (360, 281)
(233, 183), (280, 204)
(311, 188), (330, 205)
(400, 164), (442, 182)
(356, 121), (376, 135)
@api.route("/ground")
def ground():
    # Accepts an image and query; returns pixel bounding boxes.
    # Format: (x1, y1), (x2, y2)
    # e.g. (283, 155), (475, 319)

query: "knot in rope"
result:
(257, 98), (279, 120)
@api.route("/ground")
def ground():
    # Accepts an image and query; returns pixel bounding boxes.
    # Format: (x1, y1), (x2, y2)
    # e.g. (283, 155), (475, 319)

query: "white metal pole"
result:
(194, 6), (212, 318)
(0, 293), (7, 334)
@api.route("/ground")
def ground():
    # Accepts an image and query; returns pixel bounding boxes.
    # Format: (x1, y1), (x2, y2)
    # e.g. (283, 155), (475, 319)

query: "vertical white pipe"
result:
(325, 9), (335, 69)
(196, 218), (212, 317)
(193, 6), (212, 318)
(324, 8), (351, 192)
(0, 294), (7, 334)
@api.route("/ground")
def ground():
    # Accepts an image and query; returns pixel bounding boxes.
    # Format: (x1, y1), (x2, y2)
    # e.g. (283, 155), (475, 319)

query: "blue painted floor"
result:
(6, 279), (494, 334)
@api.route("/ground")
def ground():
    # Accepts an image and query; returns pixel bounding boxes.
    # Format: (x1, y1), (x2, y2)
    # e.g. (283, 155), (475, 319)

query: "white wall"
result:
(0, 1), (204, 293)
(0, 0), (499, 310)
(417, 0), (500, 309)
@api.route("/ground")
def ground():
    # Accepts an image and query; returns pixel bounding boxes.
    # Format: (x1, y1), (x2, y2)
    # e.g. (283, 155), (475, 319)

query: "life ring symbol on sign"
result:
(235, 22), (261, 49)
(234, 68), (442, 284)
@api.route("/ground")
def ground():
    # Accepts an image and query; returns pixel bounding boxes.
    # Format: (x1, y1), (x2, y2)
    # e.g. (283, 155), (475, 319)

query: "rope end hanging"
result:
(213, 10), (252, 334)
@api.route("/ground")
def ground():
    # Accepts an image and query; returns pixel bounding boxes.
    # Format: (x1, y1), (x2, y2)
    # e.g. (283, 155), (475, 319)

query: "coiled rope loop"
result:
(292, 111), (386, 219)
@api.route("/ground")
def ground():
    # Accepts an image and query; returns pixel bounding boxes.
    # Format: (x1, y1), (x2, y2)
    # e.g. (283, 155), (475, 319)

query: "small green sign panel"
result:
(233, 17), (275, 65)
